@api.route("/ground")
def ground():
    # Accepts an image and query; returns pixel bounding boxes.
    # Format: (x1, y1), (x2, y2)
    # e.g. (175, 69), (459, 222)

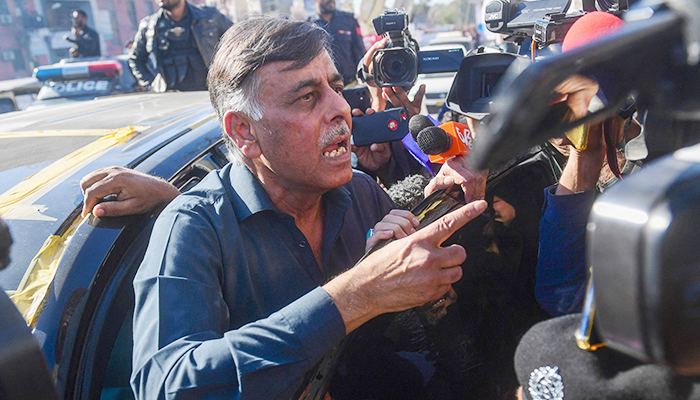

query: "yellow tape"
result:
(0, 129), (135, 139)
(0, 126), (146, 216)
(10, 218), (81, 328)
(1, 125), (145, 325)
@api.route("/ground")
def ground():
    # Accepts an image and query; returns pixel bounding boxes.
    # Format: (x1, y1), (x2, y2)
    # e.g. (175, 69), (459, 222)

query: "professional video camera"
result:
(485, 0), (631, 46)
(366, 9), (465, 87)
(465, 0), (700, 375)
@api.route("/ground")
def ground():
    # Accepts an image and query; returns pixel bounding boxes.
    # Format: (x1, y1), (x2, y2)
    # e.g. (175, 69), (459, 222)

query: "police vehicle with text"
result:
(27, 55), (138, 110)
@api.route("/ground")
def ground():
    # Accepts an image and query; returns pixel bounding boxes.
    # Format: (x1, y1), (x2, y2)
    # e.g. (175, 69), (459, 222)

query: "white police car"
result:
(27, 55), (138, 110)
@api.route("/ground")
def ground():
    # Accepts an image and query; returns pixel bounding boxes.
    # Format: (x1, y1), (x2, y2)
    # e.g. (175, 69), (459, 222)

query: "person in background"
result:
(66, 10), (100, 58)
(309, 0), (367, 87)
(128, 0), (232, 92)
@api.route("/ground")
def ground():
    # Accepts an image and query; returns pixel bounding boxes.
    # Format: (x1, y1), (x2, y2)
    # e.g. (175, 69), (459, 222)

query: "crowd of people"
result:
(66, 2), (700, 400)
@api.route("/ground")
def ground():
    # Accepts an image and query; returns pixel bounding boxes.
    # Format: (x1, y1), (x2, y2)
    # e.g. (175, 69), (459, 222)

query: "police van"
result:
(27, 55), (138, 110)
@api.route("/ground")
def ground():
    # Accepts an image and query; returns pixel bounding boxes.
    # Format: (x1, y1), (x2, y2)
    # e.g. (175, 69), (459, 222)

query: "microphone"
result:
(416, 121), (473, 163)
(409, 114), (435, 141)
(386, 174), (431, 210)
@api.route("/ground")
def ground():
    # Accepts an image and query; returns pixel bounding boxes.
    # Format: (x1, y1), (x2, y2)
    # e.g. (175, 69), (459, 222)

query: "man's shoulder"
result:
(335, 10), (356, 20)
(83, 25), (99, 36)
(344, 170), (392, 203)
(164, 167), (231, 215)
(137, 10), (161, 30)
(189, 3), (227, 19)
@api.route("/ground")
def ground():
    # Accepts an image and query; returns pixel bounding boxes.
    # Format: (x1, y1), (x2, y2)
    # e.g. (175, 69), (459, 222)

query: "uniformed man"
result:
(128, 0), (232, 92)
(67, 10), (100, 58)
(309, 0), (367, 86)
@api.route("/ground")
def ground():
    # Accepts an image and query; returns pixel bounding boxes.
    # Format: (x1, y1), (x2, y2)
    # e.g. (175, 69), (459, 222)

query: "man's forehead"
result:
(257, 51), (340, 89)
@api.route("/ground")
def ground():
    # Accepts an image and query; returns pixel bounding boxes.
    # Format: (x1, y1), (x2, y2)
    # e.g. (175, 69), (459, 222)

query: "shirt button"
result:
(299, 240), (307, 248)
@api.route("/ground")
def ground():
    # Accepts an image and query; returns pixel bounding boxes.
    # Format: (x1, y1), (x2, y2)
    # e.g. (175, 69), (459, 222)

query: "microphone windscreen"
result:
(386, 174), (431, 210)
(562, 11), (625, 52)
(409, 114), (435, 140)
(417, 126), (452, 155)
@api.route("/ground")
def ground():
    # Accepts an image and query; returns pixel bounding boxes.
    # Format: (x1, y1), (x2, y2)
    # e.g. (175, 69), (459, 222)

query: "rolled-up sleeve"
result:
(535, 185), (597, 317)
(131, 202), (346, 400)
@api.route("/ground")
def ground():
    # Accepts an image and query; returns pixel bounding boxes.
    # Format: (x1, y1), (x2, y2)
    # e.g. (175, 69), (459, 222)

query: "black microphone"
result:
(416, 126), (452, 155)
(409, 114), (435, 141)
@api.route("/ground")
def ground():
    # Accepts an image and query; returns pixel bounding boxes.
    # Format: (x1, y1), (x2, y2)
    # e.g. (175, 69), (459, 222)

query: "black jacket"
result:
(128, 3), (232, 90)
(309, 10), (366, 84)
(74, 25), (101, 57)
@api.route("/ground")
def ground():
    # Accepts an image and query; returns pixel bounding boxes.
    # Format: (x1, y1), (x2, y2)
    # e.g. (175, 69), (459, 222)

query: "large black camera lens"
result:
(375, 48), (417, 86)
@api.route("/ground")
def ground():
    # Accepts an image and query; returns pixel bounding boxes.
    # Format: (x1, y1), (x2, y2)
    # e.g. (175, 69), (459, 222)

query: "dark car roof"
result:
(0, 91), (217, 291)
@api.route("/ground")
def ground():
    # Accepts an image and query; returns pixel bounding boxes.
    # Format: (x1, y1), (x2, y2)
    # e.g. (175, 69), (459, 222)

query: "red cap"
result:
(562, 11), (625, 52)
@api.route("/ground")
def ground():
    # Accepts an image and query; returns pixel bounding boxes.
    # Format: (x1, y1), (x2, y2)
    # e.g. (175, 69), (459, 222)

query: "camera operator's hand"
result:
(553, 74), (599, 119)
(350, 107), (392, 172)
(366, 209), (420, 251)
(383, 85), (426, 118)
(424, 154), (487, 204)
(550, 74), (641, 194)
(362, 37), (426, 117)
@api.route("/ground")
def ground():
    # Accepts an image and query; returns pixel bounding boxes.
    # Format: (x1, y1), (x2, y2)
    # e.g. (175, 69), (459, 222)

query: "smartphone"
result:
(342, 87), (372, 111)
(352, 107), (409, 147)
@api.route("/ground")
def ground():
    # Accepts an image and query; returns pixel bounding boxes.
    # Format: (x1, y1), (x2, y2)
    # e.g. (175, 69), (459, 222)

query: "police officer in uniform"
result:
(309, 0), (367, 86)
(128, 0), (231, 92)
(67, 10), (100, 58)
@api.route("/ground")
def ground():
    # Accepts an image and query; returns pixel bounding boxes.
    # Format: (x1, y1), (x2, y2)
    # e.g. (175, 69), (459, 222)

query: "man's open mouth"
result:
(323, 139), (349, 158)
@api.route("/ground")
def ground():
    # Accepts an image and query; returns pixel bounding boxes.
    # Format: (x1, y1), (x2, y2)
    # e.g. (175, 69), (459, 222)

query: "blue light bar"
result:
(33, 60), (122, 82)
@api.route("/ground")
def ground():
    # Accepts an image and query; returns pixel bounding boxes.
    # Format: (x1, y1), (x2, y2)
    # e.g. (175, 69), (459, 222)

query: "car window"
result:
(0, 98), (16, 114)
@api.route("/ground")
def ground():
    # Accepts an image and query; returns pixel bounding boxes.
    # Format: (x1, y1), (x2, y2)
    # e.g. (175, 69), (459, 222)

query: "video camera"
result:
(368, 9), (465, 87)
(464, 0), (700, 375)
(484, 0), (630, 46)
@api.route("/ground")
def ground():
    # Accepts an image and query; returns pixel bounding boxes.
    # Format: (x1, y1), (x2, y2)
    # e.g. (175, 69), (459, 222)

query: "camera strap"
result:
(356, 63), (374, 83)
(603, 116), (623, 180)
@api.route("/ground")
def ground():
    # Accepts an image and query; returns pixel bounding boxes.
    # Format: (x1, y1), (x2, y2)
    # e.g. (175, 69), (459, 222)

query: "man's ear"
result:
(223, 110), (261, 158)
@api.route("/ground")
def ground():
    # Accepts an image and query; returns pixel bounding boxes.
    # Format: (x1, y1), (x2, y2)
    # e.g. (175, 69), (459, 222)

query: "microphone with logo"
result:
(408, 114), (473, 163)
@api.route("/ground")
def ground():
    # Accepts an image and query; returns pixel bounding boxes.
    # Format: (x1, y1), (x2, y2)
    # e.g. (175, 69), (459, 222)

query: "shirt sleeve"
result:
(131, 201), (347, 400)
(534, 185), (597, 317)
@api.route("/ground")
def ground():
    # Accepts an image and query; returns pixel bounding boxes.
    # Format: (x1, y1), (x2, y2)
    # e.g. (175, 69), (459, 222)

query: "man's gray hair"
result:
(207, 17), (333, 163)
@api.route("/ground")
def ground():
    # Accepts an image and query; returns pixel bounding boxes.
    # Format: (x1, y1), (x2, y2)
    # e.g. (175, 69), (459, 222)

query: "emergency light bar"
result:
(33, 60), (123, 82)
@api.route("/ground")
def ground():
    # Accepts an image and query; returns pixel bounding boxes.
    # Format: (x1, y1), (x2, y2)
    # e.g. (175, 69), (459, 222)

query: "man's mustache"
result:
(318, 121), (350, 148)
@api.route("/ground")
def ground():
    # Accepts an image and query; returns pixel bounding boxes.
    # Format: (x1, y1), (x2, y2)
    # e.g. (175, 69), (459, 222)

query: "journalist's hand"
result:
(553, 74), (599, 120)
(424, 154), (487, 204)
(383, 85), (425, 118)
(350, 107), (392, 171)
(365, 209), (420, 251)
(324, 199), (488, 333)
(361, 38), (425, 116)
(80, 166), (180, 218)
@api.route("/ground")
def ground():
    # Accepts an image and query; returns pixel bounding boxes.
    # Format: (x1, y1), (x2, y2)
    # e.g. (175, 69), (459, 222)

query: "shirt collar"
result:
(225, 162), (352, 222)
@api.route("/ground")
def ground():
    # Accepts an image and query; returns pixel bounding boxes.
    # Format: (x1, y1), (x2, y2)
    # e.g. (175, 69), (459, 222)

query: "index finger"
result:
(414, 200), (487, 246)
(79, 169), (110, 194)
(81, 178), (122, 218)
(363, 37), (388, 73)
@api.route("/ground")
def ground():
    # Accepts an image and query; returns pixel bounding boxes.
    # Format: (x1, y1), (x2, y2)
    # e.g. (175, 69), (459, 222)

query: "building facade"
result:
(0, 0), (206, 81)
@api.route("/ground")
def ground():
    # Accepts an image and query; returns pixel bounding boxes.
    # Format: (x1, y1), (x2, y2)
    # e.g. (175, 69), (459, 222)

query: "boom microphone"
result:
(416, 121), (473, 163)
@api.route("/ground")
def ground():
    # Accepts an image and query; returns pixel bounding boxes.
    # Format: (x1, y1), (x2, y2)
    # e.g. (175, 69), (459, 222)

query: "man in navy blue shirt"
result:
(121, 17), (487, 399)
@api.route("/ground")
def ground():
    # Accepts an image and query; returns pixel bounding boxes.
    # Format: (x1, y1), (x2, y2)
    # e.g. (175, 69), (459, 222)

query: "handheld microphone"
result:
(416, 121), (472, 163)
(409, 114), (435, 141)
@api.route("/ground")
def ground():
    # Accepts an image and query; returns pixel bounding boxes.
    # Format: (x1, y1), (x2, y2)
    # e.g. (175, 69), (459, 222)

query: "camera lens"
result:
(378, 49), (416, 85)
